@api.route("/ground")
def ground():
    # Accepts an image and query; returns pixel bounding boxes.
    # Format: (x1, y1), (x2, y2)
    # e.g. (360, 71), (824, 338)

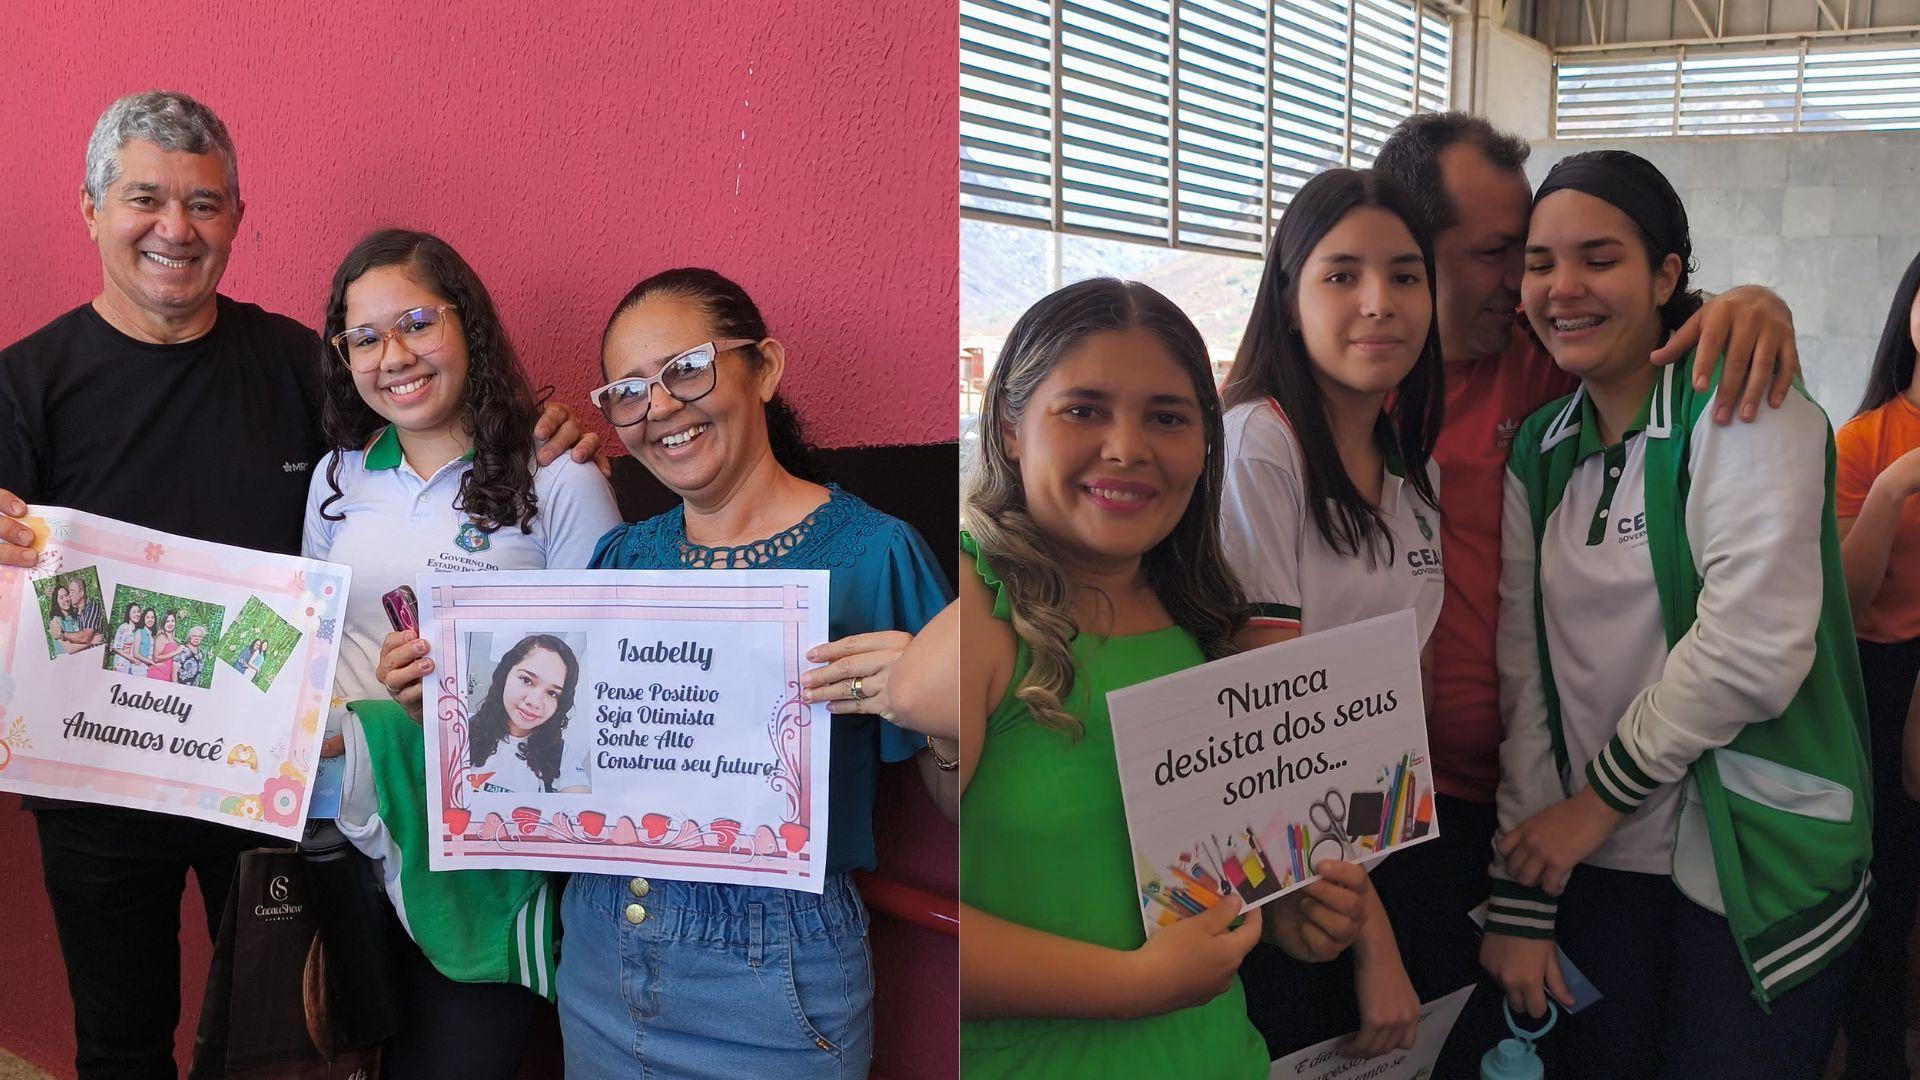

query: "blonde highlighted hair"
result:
(964, 278), (1246, 734)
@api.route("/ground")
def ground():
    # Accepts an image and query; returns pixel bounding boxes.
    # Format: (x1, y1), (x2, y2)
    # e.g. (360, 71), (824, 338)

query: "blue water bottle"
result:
(1480, 1000), (1556, 1079)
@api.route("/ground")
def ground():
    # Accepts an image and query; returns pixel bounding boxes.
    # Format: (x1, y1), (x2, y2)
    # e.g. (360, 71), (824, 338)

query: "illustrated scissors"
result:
(1307, 789), (1357, 863)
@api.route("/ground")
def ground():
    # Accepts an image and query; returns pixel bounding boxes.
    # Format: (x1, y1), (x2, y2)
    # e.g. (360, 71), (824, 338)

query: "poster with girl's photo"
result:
(418, 568), (832, 892)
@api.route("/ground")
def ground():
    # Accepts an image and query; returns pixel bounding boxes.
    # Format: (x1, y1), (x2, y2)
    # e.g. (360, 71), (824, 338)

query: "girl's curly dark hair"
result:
(468, 634), (580, 792)
(317, 229), (539, 532)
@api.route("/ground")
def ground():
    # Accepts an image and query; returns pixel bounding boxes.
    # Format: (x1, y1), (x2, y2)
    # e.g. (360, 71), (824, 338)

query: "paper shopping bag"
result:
(187, 848), (381, 1080)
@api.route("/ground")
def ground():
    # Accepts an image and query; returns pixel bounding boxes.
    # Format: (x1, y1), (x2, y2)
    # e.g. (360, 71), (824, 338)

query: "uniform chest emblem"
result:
(1415, 512), (1433, 542)
(455, 522), (491, 553)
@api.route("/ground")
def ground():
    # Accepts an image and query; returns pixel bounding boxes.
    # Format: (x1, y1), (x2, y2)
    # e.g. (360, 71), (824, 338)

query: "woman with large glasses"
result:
(305, 228), (621, 1079)
(561, 267), (953, 1079)
(587, 336), (750, 428)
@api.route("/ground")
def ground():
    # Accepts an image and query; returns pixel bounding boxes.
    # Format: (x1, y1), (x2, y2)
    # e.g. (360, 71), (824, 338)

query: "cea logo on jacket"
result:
(1615, 510), (1649, 547)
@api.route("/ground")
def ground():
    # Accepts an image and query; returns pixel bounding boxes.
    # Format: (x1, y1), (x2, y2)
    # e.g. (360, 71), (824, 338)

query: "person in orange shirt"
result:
(1833, 248), (1920, 1080)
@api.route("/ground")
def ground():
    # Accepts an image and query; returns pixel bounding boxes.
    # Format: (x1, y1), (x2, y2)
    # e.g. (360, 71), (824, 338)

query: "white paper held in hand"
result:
(1107, 609), (1439, 936)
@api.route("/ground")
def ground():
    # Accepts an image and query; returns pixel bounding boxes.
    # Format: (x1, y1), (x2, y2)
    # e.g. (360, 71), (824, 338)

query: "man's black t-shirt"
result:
(1, 296), (324, 814)
(0, 295), (324, 554)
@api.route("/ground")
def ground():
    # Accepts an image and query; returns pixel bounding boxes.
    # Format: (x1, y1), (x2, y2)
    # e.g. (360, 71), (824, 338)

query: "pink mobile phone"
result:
(381, 586), (418, 633)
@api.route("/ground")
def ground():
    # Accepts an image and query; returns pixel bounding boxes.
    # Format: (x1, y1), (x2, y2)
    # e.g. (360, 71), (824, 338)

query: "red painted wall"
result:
(1, 3), (957, 1077)
(2, 1), (957, 451)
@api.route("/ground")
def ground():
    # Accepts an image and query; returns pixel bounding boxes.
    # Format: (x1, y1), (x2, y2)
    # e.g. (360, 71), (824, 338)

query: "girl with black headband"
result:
(1481, 149), (1870, 1077)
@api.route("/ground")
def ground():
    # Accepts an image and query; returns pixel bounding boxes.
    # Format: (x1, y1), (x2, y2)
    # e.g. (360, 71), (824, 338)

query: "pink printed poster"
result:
(0, 506), (350, 840)
(418, 569), (832, 892)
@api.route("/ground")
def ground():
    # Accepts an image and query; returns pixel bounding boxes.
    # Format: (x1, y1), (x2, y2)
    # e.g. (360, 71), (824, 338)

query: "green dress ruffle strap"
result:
(960, 529), (1013, 621)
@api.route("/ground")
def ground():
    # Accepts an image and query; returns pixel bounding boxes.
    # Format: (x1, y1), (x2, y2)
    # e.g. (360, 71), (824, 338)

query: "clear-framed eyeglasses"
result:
(330, 305), (457, 371)
(588, 339), (757, 427)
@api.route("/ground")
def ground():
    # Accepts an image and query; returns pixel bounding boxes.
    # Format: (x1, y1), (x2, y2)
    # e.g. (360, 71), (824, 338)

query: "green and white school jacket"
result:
(1488, 356), (1872, 1005)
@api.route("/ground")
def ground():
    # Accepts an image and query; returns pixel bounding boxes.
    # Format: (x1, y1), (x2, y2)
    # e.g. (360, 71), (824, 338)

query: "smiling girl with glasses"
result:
(304, 228), (620, 1079)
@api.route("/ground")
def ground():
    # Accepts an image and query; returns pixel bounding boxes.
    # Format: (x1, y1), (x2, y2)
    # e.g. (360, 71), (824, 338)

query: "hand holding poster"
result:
(0, 507), (349, 839)
(420, 569), (832, 891)
(1108, 610), (1436, 933)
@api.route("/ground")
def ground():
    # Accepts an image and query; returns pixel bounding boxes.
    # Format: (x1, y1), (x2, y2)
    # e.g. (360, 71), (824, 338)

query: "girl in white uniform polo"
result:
(1217, 168), (1445, 1061)
(300, 229), (620, 1079)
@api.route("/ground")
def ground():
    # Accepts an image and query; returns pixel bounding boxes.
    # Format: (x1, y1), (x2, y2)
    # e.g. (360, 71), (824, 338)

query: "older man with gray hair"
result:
(0, 90), (592, 1078)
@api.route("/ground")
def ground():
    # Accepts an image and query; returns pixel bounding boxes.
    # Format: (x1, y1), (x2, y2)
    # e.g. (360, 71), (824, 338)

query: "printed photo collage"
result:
(33, 566), (302, 694)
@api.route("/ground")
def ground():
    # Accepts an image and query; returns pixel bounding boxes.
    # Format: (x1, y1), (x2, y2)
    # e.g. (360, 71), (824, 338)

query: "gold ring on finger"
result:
(849, 676), (867, 701)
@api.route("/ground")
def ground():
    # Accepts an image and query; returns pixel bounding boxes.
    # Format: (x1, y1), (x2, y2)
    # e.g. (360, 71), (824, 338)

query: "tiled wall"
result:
(1531, 132), (1920, 421)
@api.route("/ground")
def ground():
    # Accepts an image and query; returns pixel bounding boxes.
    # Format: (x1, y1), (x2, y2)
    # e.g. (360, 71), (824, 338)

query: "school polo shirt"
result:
(1429, 330), (1579, 802)
(300, 425), (622, 706)
(1835, 394), (1920, 643)
(1220, 398), (1444, 644)
(1532, 395), (1676, 874)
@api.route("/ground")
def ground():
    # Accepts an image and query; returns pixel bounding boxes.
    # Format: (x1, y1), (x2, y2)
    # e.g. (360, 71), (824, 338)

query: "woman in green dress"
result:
(957, 277), (1376, 1078)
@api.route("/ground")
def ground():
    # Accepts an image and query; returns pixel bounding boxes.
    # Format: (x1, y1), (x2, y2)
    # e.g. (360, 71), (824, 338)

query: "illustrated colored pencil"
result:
(1381, 759), (1402, 845)
(1385, 762), (1401, 845)
(1146, 887), (1193, 917)
(1390, 757), (1405, 841)
(1169, 867), (1223, 906)
(1401, 775), (1419, 840)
